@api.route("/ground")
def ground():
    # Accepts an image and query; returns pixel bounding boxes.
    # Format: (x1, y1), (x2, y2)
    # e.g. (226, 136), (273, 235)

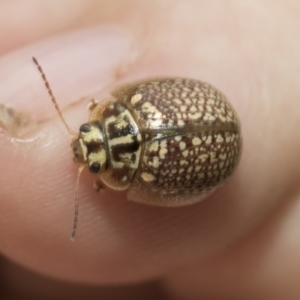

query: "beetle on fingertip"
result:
(33, 57), (242, 240)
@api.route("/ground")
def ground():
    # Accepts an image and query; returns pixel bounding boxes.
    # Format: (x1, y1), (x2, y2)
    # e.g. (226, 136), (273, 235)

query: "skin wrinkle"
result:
(0, 0), (299, 299)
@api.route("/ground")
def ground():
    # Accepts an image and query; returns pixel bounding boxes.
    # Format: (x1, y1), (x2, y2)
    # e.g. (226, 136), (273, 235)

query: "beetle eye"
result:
(80, 123), (91, 133)
(89, 162), (100, 173)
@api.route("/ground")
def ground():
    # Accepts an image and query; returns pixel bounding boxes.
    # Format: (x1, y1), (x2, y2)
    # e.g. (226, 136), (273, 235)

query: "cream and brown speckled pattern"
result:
(112, 78), (240, 205)
(114, 78), (239, 130)
(128, 130), (240, 206)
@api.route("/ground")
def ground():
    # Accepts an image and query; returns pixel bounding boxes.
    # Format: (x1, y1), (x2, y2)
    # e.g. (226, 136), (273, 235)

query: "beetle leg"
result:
(93, 179), (106, 192)
(87, 99), (99, 112)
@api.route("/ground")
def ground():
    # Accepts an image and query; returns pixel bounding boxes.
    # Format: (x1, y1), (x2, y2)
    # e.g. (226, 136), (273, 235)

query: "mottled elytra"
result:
(33, 57), (242, 240)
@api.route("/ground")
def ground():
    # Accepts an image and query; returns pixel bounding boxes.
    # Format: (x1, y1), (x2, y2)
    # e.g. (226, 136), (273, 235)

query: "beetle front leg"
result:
(87, 99), (99, 112)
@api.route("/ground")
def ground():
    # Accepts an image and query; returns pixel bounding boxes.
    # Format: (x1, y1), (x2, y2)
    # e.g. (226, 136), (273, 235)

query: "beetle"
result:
(33, 57), (242, 239)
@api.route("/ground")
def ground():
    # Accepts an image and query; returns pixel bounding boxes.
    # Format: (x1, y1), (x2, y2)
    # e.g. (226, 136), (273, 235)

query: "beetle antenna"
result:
(71, 165), (85, 241)
(32, 57), (77, 136)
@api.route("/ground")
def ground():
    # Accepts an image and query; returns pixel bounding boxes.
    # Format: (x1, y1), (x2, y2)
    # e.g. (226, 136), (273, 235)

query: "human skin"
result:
(0, 0), (300, 299)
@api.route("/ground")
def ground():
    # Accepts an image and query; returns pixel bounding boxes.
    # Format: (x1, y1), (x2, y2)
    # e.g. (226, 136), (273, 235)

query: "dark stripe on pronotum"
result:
(111, 140), (140, 162)
(107, 118), (138, 139)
